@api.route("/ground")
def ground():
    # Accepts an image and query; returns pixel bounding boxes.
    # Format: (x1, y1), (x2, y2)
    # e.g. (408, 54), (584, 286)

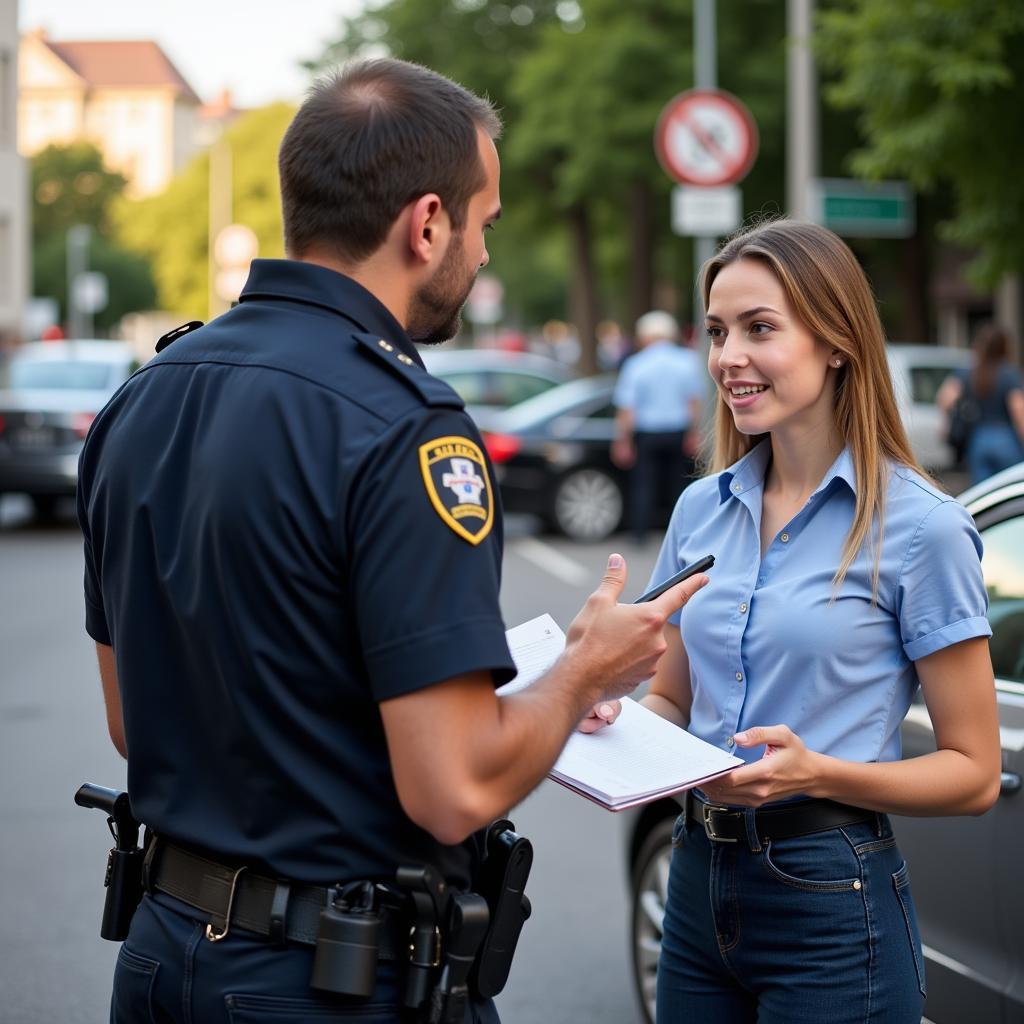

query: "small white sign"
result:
(73, 271), (109, 314)
(671, 185), (741, 237)
(467, 273), (504, 324)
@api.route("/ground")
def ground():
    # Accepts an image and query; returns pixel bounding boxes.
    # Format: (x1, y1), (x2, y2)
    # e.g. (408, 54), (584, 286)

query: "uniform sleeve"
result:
(347, 407), (516, 702)
(76, 449), (111, 645)
(895, 498), (991, 661)
(613, 356), (637, 411)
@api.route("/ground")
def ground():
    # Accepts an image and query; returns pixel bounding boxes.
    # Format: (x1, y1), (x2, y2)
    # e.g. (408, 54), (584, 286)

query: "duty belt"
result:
(146, 838), (406, 954)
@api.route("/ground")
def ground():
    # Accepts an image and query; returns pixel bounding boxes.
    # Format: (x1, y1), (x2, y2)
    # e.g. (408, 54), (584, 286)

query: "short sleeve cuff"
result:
(365, 616), (517, 701)
(85, 596), (111, 646)
(903, 615), (991, 661)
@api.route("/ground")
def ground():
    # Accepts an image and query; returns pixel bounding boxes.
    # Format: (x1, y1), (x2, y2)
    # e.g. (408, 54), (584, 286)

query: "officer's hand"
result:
(563, 553), (708, 703)
(578, 700), (621, 733)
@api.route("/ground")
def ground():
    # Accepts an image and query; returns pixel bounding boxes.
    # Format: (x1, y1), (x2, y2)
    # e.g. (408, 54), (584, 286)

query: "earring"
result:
(832, 359), (843, 368)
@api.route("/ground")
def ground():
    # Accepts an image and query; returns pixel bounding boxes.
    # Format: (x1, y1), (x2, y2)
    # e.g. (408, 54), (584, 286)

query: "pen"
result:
(634, 554), (715, 603)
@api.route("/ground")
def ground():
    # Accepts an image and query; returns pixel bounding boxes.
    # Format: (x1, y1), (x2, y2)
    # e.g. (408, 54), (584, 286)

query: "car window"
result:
(908, 366), (955, 405)
(437, 371), (495, 406)
(587, 402), (617, 420)
(980, 514), (1024, 683)
(10, 360), (117, 390)
(491, 372), (557, 407)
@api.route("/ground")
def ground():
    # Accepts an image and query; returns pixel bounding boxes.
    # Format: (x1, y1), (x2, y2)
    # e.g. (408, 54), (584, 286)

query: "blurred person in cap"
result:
(612, 310), (704, 543)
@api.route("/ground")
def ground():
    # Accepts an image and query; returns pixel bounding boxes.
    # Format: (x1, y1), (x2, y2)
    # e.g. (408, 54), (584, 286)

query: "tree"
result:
(30, 143), (156, 330)
(116, 103), (294, 319)
(817, 0), (1024, 286)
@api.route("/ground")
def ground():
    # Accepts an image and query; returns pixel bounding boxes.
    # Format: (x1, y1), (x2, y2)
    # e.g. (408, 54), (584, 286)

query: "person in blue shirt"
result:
(638, 220), (1000, 1023)
(612, 311), (705, 543)
(77, 59), (704, 1024)
(936, 321), (1024, 484)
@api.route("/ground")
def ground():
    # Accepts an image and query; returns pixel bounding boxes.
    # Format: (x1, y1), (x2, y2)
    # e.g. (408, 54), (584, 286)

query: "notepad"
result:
(502, 615), (742, 811)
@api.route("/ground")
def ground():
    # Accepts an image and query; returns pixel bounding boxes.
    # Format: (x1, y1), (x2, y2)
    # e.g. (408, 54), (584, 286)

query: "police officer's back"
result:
(77, 59), (705, 1023)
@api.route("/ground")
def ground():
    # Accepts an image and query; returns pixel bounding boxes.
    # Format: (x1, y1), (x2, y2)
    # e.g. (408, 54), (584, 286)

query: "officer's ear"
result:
(407, 193), (450, 267)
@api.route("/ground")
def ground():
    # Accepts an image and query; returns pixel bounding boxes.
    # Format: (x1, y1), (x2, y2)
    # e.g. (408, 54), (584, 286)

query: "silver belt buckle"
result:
(701, 803), (738, 843)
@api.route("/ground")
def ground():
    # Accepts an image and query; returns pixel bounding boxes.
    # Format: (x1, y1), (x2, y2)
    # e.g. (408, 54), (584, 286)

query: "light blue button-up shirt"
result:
(649, 441), (991, 765)
(613, 341), (704, 432)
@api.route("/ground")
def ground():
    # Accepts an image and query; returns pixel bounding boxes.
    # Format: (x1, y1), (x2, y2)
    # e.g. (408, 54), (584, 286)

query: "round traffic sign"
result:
(655, 89), (758, 187)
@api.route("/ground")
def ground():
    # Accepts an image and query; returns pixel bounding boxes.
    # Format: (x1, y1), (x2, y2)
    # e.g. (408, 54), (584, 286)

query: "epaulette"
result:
(352, 331), (464, 409)
(155, 320), (204, 353)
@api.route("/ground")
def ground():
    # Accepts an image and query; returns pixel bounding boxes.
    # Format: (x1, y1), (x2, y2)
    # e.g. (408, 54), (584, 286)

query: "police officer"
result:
(77, 59), (707, 1023)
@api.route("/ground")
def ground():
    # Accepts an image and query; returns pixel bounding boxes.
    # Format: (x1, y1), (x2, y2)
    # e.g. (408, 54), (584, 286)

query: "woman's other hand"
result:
(578, 700), (621, 733)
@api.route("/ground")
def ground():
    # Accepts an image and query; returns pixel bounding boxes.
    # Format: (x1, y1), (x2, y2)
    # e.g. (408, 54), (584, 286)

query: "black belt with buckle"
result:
(147, 838), (407, 956)
(686, 794), (876, 843)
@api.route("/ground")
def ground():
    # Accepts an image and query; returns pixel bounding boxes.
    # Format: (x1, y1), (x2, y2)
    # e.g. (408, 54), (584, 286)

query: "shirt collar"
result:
(717, 439), (857, 504)
(239, 259), (424, 367)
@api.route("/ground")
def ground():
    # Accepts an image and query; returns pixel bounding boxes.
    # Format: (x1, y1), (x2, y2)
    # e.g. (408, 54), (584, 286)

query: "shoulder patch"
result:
(352, 332), (464, 409)
(419, 435), (494, 545)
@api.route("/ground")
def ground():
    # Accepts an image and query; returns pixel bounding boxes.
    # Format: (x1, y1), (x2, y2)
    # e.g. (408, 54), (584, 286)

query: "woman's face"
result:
(705, 258), (841, 440)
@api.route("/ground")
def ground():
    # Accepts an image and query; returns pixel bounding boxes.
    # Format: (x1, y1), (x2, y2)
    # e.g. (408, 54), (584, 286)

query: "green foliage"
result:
(818, 0), (1024, 285)
(30, 143), (157, 327)
(33, 233), (156, 331)
(116, 103), (294, 319)
(30, 143), (128, 242)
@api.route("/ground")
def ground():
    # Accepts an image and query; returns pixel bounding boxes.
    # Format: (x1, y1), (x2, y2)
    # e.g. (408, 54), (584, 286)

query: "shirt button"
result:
(732, 482), (742, 492)
(735, 671), (743, 682)
(739, 602), (748, 613)
(780, 532), (790, 543)
(726, 736), (736, 748)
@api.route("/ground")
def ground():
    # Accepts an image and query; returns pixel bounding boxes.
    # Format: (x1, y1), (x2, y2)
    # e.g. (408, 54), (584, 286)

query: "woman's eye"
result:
(749, 322), (773, 335)
(706, 325), (724, 342)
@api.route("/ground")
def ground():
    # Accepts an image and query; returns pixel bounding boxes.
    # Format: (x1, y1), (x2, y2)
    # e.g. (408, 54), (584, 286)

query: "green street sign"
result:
(810, 178), (915, 238)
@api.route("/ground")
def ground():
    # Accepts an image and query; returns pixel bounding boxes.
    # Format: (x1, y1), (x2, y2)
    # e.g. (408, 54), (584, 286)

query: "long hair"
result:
(970, 322), (1010, 399)
(699, 219), (925, 594)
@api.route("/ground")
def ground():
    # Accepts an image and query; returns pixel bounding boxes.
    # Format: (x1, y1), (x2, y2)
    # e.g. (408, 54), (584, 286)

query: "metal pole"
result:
(786, 0), (818, 220)
(693, 0), (717, 324)
(208, 136), (233, 319)
(66, 223), (91, 339)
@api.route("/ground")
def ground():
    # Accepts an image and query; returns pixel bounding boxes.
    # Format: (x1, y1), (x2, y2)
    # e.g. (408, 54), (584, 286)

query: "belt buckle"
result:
(701, 803), (738, 843)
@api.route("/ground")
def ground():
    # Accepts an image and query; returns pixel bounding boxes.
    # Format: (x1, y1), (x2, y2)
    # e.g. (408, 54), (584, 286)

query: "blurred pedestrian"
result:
(612, 310), (703, 544)
(635, 220), (999, 1023)
(937, 322), (1024, 484)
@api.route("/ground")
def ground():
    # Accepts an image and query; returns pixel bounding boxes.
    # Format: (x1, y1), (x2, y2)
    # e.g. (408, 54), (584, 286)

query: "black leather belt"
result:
(686, 794), (876, 844)
(147, 839), (407, 956)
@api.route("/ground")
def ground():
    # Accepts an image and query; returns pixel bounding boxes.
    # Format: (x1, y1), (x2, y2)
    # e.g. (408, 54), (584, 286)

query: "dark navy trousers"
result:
(112, 892), (501, 1024)
(656, 811), (926, 1023)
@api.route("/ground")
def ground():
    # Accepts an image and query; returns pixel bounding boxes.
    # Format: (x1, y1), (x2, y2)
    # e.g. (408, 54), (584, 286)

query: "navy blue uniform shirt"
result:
(77, 259), (517, 887)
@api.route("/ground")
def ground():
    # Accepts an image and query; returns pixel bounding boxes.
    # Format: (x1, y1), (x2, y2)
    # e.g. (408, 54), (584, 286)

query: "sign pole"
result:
(786, 0), (818, 220)
(693, 0), (717, 329)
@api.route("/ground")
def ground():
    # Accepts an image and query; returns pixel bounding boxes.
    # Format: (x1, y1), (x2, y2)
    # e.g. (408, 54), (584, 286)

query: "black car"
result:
(624, 461), (1024, 1024)
(0, 341), (140, 519)
(481, 375), (629, 542)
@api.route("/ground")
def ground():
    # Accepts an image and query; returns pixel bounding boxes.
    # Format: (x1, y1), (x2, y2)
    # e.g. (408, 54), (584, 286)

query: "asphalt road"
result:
(0, 495), (662, 1024)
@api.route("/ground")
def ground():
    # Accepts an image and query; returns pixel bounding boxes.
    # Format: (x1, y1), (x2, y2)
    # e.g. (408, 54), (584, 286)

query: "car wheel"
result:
(631, 815), (675, 1024)
(551, 467), (623, 541)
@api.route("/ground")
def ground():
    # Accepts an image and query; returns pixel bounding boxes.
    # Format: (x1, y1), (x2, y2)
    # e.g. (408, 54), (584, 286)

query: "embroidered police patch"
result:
(419, 435), (494, 545)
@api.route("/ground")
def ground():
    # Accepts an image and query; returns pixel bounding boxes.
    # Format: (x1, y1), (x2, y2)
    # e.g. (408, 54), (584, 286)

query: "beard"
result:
(407, 232), (477, 346)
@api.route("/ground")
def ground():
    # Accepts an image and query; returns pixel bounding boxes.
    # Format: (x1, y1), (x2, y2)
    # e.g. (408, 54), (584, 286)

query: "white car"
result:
(886, 343), (971, 472)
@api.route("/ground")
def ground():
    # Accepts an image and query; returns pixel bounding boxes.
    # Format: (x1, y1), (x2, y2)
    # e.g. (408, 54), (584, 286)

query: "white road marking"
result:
(511, 537), (591, 587)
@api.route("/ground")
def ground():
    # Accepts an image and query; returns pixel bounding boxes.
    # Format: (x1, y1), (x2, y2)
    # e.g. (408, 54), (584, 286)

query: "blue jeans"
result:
(966, 423), (1024, 484)
(111, 892), (501, 1023)
(656, 810), (925, 1024)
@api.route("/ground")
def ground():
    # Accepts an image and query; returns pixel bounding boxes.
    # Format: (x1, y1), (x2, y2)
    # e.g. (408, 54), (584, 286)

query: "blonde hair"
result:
(700, 219), (925, 594)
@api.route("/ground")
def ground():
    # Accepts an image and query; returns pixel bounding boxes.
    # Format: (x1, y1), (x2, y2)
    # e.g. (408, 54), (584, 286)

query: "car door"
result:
(895, 492), (1024, 1024)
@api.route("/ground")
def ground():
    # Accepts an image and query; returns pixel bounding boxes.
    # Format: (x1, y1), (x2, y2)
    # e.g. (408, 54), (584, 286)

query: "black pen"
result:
(634, 554), (715, 604)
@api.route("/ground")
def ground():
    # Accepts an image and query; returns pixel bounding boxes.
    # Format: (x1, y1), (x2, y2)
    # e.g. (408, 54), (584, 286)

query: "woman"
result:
(643, 221), (999, 1023)
(937, 322), (1024, 484)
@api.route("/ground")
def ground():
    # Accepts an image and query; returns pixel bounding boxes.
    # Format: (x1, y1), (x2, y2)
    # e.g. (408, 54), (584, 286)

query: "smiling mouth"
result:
(727, 384), (769, 396)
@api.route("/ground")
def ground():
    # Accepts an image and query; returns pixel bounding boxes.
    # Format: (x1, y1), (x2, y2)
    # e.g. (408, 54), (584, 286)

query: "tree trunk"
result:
(898, 196), (931, 344)
(569, 204), (601, 376)
(628, 179), (655, 331)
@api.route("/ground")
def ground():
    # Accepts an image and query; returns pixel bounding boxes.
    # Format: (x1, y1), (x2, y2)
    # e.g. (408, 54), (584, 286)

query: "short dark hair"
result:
(279, 59), (501, 263)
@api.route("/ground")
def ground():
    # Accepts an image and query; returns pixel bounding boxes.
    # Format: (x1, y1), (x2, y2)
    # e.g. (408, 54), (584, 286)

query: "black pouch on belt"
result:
(469, 819), (533, 998)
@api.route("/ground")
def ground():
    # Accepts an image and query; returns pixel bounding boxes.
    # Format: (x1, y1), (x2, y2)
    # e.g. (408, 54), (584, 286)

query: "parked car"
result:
(886, 343), (971, 472)
(481, 375), (628, 542)
(624, 461), (1024, 1024)
(0, 341), (140, 518)
(420, 347), (573, 432)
